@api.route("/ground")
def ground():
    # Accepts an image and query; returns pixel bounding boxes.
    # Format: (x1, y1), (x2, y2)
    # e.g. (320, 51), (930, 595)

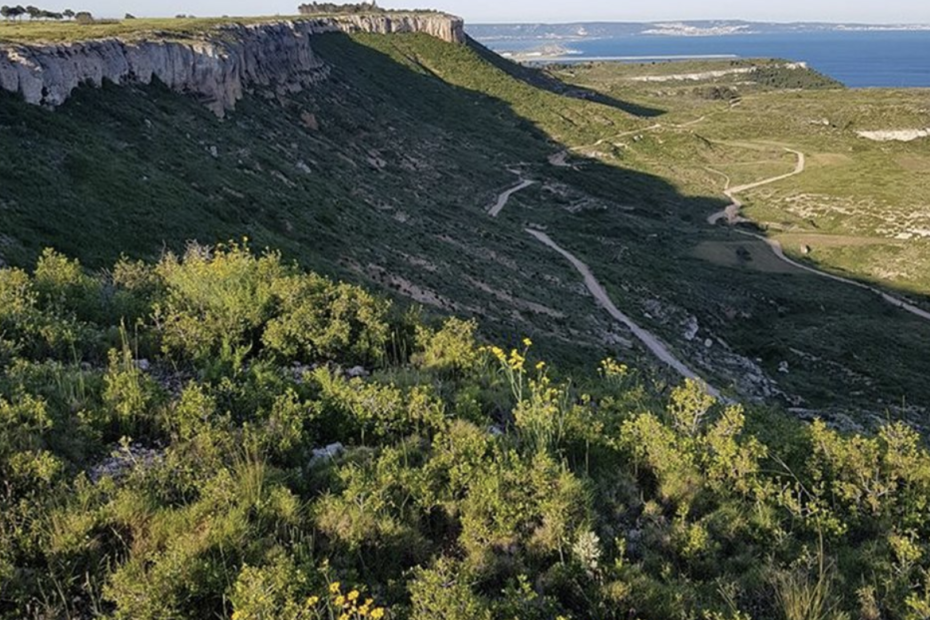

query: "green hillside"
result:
(2, 34), (930, 415)
(3, 244), (930, 620)
(3, 25), (930, 619)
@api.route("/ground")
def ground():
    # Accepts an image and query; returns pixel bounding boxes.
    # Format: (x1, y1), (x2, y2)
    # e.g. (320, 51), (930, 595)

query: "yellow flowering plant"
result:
(232, 577), (388, 620)
(483, 338), (576, 453)
(309, 581), (387, 620)
(483, 337), (535, 402)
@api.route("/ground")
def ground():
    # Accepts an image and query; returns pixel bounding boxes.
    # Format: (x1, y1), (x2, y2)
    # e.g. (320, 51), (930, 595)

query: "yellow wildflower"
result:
(306, 595), (320, 607)
(348, 590), (360, 602)
(599, 358), (629, 378)
(329, 582), (341, 594)
(522, 337), (533, 347)
(371, 608), (385, 619)
(335, 595), (346, 607)
(339, 614), (349, 620)
(535, 361), (546, 371)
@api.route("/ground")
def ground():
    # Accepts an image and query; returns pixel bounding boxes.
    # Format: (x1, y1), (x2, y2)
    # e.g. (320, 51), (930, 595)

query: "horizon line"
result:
(467, 19), (930, 27)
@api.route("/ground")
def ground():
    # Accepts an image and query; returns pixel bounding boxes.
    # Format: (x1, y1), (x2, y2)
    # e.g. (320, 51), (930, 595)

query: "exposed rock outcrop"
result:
(857, 128), (930, 142)
(0, 13), (464, 116)
(331, 13), (465, 43)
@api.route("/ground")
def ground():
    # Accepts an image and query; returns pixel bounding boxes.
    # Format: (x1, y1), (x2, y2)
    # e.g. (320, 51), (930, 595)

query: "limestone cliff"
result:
(0, 13), (465, 115)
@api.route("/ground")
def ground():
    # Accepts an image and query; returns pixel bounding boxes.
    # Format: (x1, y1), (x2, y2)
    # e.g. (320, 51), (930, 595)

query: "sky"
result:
(53, 0), (930, 24)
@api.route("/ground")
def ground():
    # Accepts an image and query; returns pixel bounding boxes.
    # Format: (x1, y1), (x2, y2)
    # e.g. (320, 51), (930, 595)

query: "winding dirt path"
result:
(526, 229), (722, 398)
(707, 148), (930, 322)
(735, 229), (930, 321)
(569, 118), (706, 154)
(488, 179), (536, 218)
(707, 148), (805, 225)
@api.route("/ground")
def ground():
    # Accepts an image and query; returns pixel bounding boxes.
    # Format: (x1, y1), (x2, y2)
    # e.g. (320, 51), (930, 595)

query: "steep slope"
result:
(1, 27), (929, 421)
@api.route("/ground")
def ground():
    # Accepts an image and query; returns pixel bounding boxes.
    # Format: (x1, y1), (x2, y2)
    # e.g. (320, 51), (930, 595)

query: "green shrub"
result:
(264, 273), (390, 367)
(408, 557), (492, 620)
(33, 248), (104, 324)
(153, 242), (282, 368)
(412, 317), (480, 376)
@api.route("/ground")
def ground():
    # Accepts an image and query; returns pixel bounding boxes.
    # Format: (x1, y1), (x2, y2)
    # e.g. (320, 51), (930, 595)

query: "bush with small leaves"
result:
(413, 317), (480, 376)
(264, 273), (390, 367)
(408, 557), (492, 620)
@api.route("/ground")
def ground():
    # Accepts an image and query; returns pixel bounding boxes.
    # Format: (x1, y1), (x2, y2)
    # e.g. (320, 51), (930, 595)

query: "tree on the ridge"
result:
(62, 8), (74, 19)
(25, 5), (38, 19)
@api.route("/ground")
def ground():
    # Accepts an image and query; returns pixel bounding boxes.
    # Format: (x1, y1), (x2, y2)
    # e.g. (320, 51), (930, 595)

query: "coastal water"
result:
(474, 30), (930, 88)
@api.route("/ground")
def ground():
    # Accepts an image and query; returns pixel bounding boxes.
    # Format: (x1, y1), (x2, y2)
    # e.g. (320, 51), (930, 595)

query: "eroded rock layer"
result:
(0, 13), (465, 115)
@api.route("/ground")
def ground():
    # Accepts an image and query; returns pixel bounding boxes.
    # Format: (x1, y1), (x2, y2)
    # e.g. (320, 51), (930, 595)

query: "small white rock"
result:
(310, 442), (345, 466)
(347, 366), (369, 379)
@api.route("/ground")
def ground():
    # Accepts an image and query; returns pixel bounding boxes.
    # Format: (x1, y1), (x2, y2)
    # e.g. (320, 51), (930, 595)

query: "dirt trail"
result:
(526, 229), (722, 398)
(707, 148), (805, 225)
(559, 115), (708, 164)
(735, 229), (930, 321)
(488, 179), (536, 218)
(708, 148), (930, 322)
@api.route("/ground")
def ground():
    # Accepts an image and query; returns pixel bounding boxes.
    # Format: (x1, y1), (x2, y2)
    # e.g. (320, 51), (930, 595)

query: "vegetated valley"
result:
(2, 11), (930, 620)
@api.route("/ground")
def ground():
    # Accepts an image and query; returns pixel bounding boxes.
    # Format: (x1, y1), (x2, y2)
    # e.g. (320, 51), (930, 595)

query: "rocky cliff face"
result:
(0, 13), (465, 116)
(331, 13), (465, 43)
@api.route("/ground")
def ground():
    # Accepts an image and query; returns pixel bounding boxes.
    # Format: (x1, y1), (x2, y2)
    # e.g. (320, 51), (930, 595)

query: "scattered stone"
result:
(295, 160), (312, 174)
(88, 443), (163, 484)
(778, 361), (790, 374)
(135, 358), (151, 372)
(309, 442), (344, 466)
(488, 425), (504, 437)
(209, 145), (218, 158)
(300, 111), (320, 131)
(704, 338), (714, 349)
(290, 362), (315, 382)
(682, 316), (699, 341)
(347, 366), (369, 379)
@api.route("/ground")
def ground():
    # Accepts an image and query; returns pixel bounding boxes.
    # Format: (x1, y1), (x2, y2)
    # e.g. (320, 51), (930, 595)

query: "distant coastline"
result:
(468, 20), (930, 42)
(502, 52), (740, 63)
(471, 26), (930, 88)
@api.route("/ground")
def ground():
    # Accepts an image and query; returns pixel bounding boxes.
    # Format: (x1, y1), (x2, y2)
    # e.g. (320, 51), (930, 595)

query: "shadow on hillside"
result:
(308, 33), (694, 212)
(311, 33), (930, 408)
(466, 36), (666, 118)
(3, 30), (930, 410)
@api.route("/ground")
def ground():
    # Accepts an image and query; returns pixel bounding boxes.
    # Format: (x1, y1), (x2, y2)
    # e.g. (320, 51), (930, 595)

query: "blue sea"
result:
(476, 31), (930, 88)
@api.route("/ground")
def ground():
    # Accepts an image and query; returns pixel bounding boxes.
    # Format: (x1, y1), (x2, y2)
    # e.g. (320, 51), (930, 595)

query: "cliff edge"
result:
(0, 13), (465, 115)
